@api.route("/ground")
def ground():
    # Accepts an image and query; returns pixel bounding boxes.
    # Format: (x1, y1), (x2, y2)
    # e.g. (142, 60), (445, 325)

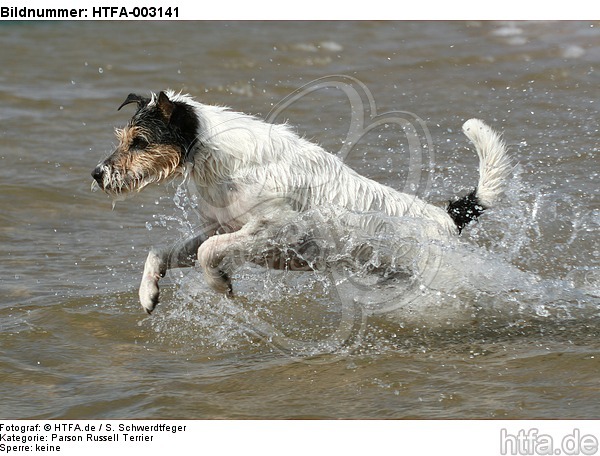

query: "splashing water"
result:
(145, 173), (599, 358)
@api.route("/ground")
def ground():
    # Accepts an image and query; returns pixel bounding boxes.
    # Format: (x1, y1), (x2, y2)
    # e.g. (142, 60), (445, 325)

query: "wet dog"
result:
(92, 90), (512, 314)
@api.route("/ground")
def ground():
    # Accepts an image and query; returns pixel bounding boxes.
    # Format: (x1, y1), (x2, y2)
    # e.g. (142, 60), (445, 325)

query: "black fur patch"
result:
(446, 190), (485, 234)
(165, 97), (201, 162)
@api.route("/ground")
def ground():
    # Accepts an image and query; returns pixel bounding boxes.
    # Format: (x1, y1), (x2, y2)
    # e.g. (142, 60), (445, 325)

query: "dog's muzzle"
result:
(91, 165), (105, 189)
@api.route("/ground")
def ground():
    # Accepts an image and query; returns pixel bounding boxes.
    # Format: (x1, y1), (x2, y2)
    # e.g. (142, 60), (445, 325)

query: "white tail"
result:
(462, 118), (513, 208)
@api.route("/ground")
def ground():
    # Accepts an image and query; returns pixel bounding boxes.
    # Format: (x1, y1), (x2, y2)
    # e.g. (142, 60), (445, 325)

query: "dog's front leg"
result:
(196, 219), (274, 295)
(139, 234), (207, 314)
(196, 233), (239, 295)
(195, 215), (324, 294)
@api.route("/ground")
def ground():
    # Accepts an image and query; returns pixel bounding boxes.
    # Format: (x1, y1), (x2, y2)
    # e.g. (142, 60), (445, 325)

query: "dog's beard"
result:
(91, 164), (183, 207)
(92, 145), (182, 204)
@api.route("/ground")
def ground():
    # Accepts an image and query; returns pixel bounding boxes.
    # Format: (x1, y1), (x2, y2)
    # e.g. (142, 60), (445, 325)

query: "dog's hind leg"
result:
(139, 234), (207, 314)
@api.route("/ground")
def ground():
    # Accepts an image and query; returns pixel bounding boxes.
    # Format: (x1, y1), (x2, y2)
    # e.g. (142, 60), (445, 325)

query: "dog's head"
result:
(92, 91), (199, 198)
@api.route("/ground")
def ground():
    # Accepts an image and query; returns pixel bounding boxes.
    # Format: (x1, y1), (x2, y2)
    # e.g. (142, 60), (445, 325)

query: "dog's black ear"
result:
(117, 93), (148, 111)
(156, 91), (175, 122)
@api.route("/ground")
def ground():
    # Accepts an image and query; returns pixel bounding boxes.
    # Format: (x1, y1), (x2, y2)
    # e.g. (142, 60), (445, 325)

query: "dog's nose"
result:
(91, 165), (104, 186)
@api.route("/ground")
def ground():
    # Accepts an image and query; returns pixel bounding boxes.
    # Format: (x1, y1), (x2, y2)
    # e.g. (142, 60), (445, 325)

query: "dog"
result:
(92, 90), (512, 314)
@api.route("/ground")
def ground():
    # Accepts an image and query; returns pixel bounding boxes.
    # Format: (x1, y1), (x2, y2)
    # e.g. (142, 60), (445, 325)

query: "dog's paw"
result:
(203, 268), (234, 296)
(139, 274), (160, 314)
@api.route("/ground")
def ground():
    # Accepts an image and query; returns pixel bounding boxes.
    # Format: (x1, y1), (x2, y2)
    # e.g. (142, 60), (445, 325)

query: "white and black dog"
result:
(92, 90), (512, 314)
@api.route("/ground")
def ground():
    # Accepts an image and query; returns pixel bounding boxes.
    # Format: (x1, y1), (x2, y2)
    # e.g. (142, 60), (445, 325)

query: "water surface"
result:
(0, 21), (598, 419)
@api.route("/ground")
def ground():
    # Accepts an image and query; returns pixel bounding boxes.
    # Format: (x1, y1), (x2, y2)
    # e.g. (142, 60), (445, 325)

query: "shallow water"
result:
(0, 21), (599, 419)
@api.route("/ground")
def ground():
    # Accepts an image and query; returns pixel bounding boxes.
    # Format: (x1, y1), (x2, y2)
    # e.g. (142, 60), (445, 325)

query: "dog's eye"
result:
(131, 137), (149, 150)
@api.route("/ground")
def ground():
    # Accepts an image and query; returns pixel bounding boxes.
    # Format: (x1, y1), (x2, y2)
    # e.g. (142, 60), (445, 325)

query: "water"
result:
(0, 21), (599, 419)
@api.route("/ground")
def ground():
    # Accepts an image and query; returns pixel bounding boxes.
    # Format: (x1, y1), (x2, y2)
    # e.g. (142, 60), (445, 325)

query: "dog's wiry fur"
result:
(92, 90), (512, 314)
(92, 91), (199, 198)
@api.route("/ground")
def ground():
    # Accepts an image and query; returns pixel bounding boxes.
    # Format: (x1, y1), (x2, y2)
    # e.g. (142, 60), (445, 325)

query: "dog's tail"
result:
(447, 119), (513, 234)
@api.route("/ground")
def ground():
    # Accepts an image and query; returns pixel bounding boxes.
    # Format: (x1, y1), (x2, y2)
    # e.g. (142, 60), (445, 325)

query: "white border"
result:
(1, 420), (599, 456)
(0, 0), (598, 20)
